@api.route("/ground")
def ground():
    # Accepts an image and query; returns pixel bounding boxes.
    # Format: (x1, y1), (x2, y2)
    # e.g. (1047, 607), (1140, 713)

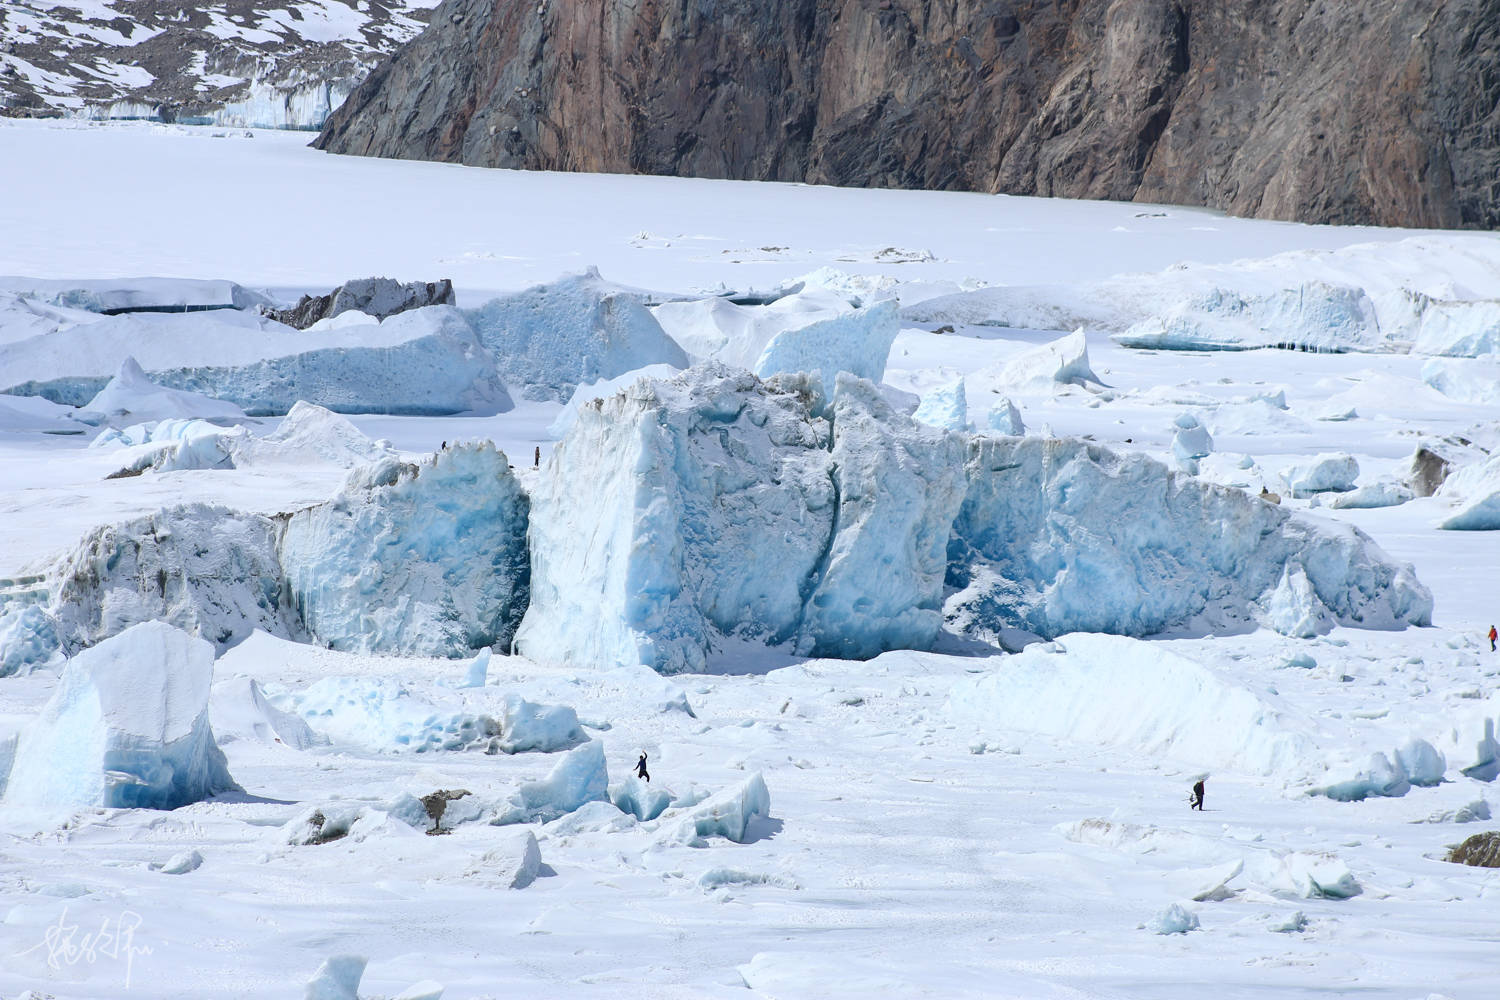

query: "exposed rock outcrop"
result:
(265, 277), (455, 329)
(316, 0), (1500, 229)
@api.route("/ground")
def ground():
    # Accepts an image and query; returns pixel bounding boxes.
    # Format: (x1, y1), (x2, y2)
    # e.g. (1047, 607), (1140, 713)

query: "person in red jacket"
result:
(1489, 625), (1497, 652)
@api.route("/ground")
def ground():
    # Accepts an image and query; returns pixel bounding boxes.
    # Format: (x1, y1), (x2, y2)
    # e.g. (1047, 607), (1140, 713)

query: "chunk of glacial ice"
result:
(3, 621), (239, 809)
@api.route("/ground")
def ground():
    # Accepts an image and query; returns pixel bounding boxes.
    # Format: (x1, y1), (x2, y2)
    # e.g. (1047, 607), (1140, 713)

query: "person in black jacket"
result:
(636, 752), (650, 782)
(1190, 779), (1205, 810)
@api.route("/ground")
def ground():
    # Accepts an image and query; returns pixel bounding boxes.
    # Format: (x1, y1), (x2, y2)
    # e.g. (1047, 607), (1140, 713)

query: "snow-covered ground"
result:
(2, 118), (1499, 999)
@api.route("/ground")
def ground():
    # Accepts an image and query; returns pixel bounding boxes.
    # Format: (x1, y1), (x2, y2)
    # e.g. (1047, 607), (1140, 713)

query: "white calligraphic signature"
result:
(15, 906), (152, 989)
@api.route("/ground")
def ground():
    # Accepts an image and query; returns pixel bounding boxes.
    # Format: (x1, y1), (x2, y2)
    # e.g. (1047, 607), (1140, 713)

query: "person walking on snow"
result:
(1190, 779), (1205, 811)
(636, 752), (650, 782)
(1488, 625), (1496, 652)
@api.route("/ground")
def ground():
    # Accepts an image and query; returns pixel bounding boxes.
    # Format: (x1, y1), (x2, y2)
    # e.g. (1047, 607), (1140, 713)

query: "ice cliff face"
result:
(281, 443), (530, 656)
(518, 365), (1431, 673)
(316, 0), (1500, 229)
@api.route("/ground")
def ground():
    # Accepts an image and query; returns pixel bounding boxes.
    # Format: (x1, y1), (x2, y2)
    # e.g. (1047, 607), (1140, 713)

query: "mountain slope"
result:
(0, 0), (439, 129)
(313, 0), (1500, 228)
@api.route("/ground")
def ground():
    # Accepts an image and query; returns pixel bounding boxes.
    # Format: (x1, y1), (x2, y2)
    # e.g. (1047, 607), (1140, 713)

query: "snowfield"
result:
(1, 118), (1500, 999)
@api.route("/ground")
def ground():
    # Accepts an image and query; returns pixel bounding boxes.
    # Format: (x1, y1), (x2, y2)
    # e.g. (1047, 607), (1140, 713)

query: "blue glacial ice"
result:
(912, 378), (969, 431)
(280, 442), (530, 657)
(3, 621), (239, 810)
(466, 268), (689, 402)
(0, 604), (64, 677)
(654, 772), (771, 846)
(612, 775), (673, 821)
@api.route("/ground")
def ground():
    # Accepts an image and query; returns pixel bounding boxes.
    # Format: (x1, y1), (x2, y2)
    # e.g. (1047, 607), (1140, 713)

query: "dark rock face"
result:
(265, 277), (456, 329)
(315, 0), (1500, 229)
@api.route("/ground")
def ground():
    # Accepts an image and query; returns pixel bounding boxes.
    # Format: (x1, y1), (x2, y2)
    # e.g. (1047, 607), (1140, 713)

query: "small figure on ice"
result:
(1488, 624), (1496, 652)
(636, 752), (650, 782)
(1189, 778), (1206, 811)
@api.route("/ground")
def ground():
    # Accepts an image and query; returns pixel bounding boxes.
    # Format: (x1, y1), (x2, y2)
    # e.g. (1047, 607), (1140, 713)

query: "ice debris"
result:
(492, 740), (609, 825)
(305, 954), (366, 1000)
(912, 378), (969, 431)
(655, 772), (771, 846)
(76, 356), (248, 427)
(1150, 903), (1199, 935)
(467, 830), (545, 888)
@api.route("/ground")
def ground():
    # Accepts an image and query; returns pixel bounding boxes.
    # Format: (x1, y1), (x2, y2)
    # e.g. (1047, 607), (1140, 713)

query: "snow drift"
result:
(3, 622), (238, 809)
(948, 635), (1320, 778)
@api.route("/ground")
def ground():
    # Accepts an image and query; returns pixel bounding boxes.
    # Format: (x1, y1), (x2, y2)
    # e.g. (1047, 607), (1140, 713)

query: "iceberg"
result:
(653, 287), (898, 387)
(1410, 298), (1500, 357)
(1114, 282), (1379, 353)
(1435, 454), (1500, 530)
(985, 397), (1025, 436)
(516, 365), (964, 672)
(234, 401), (395, 469)
(47, 503), (295, 653)
(612, 775), (673, 821)
(1329, 480), (1414, 510)
(987, 329), (1101, 391)
(3, 622), (239, 810)
(944, 437), (1430, 641)
(495, 694), (585, 754)
(912, 378), (969, 431)
(286, 677), (499, 754)
(466, 269), (688, 402)
(1317, 752), (1412, 801)
(1421, 357), (1500, 404)
(280, 443), (530, 657)
(3, 305), (511, 416)
(1280, 454), (1359, 497)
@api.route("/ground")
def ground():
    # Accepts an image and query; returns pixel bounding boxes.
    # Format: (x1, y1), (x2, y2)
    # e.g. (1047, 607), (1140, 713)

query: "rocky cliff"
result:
(314, 0), (1500, 229)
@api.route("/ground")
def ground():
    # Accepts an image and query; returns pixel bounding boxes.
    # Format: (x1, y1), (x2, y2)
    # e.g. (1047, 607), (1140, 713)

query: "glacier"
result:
(3, 621), (238, 810)
(281, 443), (530, 656)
